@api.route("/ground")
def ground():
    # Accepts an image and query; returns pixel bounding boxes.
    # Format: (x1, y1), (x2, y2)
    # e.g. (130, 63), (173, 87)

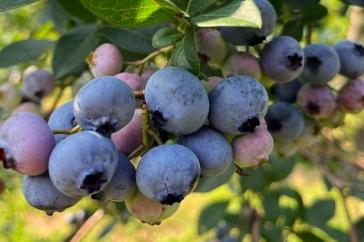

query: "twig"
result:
(128, 145), (145, 159)
(250, 209), (260, 242)
(125, 46), (174, 69)
(305, 25), (313, 46)
(147, 129), (163, 145)
(338, 189), (360, 242)
(53, 125), (81, 135)
(141, 105), (151, 149)
(70, 208), (105, 242)
(134, 90), (145, 99)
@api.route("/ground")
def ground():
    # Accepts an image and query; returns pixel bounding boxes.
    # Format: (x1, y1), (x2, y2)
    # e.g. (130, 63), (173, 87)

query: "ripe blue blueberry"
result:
(265, 101), (304, 140)
(91, 153), (136, 202)
(261, 36), (304, 83)
(271, 79), (303, 103)
(219, 0), (276, 46)
(48, 101), (76, 143)
(334, 40), (364, 78)
(49, 131), (118, 197)
(136, 144), (200, 205)
(22, 172), (80, 215)
(301, 44), (340, 85)
(178, 127), (233, 177)
(74, 76), (136, 136)
(145, 67), (209, 135)
(209, 76), (268, 135)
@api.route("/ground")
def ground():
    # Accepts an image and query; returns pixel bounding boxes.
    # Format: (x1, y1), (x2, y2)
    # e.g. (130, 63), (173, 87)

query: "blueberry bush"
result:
(0, 0), (363, 241)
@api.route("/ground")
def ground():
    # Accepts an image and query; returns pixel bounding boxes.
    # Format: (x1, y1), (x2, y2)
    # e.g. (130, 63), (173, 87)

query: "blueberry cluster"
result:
(0, 0), (364, 226)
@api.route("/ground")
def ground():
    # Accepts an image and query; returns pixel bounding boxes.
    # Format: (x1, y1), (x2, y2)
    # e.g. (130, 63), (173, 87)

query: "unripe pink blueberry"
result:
(222, 52), (262, 79)
(88, 43), (122, 77)
(115, 72), (144, 91)
(233, 127), (273, 168)
(141, 67), (157, 86)
(297, 84), (336, 118)
(337, 79), (364, 113)
(14, 102), (42, 116)
(111, 109), (142, 155)
(125, 189), (179, 225)
(203, 76), (224, 93)
(23, 70), (55, 101)
(0, 112), (55, 176)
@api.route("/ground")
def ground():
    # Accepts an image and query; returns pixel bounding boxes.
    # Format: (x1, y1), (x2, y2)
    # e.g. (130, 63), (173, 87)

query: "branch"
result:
(53, 125), (81, 135)
(70, 208), (105, 242)
(250, 209), (260, 242)
(338, 189), (360, 242)
(125, 46), (174, 69)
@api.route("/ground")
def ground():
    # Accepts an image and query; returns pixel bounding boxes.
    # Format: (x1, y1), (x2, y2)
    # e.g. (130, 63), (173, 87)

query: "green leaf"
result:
(99, 26), (155, 54)
(0, 0), (39, 11)
(286, 0), (320, 9)
(295, 231), (325, 242)
(80, 0), (171, 28)
(190, 0), (262, 28)
(0, 40), (54, 67)
(344, 0), (364, 7)
(187, 0), (216, 16)
(261, 223), (283, 242)
(57, 0), (96, 21)
(306, 199), (335, 227)
(198, 200), (229, 234)
(52, 25), (101, 79)
(152, 26), (183, 49)
(152, 0), (188, 14)
(170, 29), (200, 75)
(301, 4), (328, 24)
(266, 155), (296, 183)
(281, 18), (304, 41)
(240, 168), (271, 192)
(195, 163), (235, 193)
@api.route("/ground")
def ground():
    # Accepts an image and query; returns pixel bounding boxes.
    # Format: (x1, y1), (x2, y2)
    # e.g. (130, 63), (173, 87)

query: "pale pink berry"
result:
(337, 79), (364, 113)
(14, 102), (42, 116)
(115, 72), (144, 91)
(88, 43), (122, 77)
(222, 52), (262, 79)
(141, 67), (157, 87)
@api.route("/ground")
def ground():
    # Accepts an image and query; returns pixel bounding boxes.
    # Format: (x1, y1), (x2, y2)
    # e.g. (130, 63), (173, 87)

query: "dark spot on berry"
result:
(0, 149), (16, 169)
(160, 193), (183, 205)
(268, 119), (282, 132)
(198, 52), (210, 63)
(238, 117), (260, 133)
(70, 116), (77, 127)
(306, 56), (322, 71)
(286, 53), (303, 70)
(248, 34), (266, 46)
(151, 110), (167, 129)
(306, 102), (321, 115)
(80, 171), (107, 194)
(34, 90), (45, 99)
(354, 44), (364, 57)
(96, 122), (116, 136)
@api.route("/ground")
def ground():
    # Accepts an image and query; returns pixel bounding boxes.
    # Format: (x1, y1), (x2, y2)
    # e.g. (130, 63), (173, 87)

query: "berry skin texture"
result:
(74, 76), (136, 136)
(114, 72), (144, 91)
(22, 173), (80, 215)
(233, 127), (274, 168)
(14, 102), (42, 116)
(145, 67), (209, 135)
(49, 131), (118, 198)
(271, 78), (303, 103)
(0, 112), (55, 176)
(136, 144), (201, 205)
(178, 127), (233, 177)
(222, 52), (262, 79)
(48, 101), (76, 143)
(301, 44), (340, 85)
(195, 28), (228, 67)
(209, 76), (268, 135)
(126, 189), (179, 225)
(111, 109), (142, 155)
(0, 83), (22, 111)
(334, 40), (364, 78)
(297, 84), (336, 118)
(91, 153), (136, 202)
(88, 43), (123, 77)
(261, 36), (304, 83)
(337, 79), (364, 113)
(219, 0), (276, 46)
(23, 70), (55, 101)
(265, 101), (304, 141)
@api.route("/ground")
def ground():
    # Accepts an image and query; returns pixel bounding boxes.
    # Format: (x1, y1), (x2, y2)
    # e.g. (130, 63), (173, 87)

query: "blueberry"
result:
(136, 144), (200, 205)
(265, 101), (304, 140)
(49, 131), (118, 197)
(233, 126), (273, 168)
(74, 76), (136, 136)
(0, 112), (55, 176)
(209, 76), (268, 135)
(337, 79), (364, 113)
(145, 67), (209, 135)
(125, 189), (179, 225)
(334, 40), (364, 78)
(48, 101), (76, 143)
(91, 153), (136, 202)
(301, 44), (340, 85)
(297, 84), (336, 118)
(115, 72), (144, 91)
(178, 127), (233, 177)
(195, 28), (228, 67)
(88, 43), (123, 77)
(274, 139), (298, 159)
(14, 102), (42, 116)
(222, 52), (261, 79)
(219, 0), (276, 46)
(23, 70), (55, 101)
(270, 78), (303, 103)
(261, 36), (304, 83)
(0, 83), (22, 111)
(140, 66), (157, 85)
(22, 172), (80, 215)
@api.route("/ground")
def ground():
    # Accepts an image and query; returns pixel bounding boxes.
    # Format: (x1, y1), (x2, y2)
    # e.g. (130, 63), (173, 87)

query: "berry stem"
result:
(305, 25), (313, 46)
(128, 144), (145, 159)
(125, 46), (174, 68)
(338, 188), (360, 242)
(134, 90), (145, 99)
(70, 208), (105, 242)
(53, 125), (81, 135)
(142, 105), (151, 148)
(147, 129), (163, 145)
